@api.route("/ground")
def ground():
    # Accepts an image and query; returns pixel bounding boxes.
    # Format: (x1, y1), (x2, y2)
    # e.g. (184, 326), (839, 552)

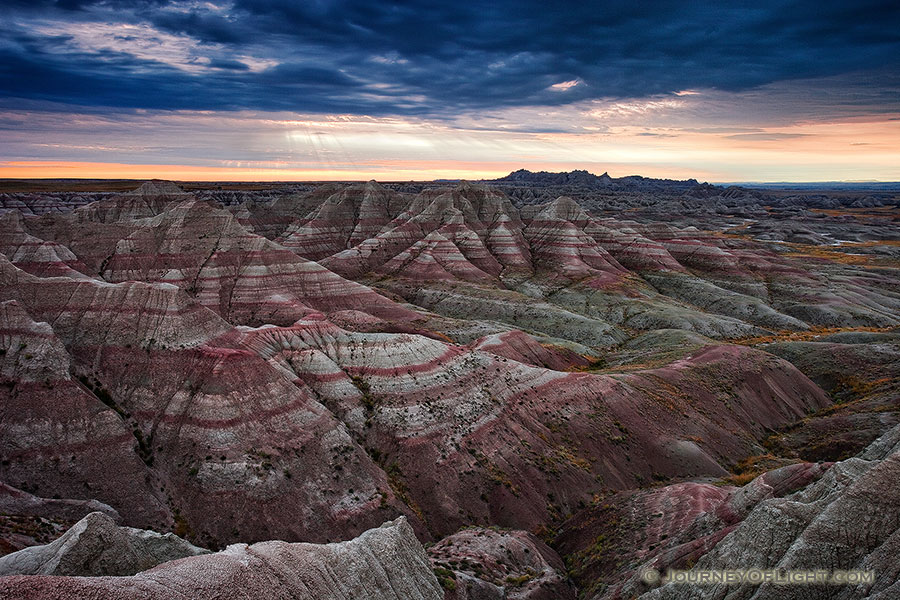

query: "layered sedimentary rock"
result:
(74, 180), (193, 223)
(0, 511), (208, 576)
(554, 426), (900, 600)
(279, 180), (409, 258)
(0, 483), (120, 556)
(0, 299), (171, 529)
(20, 180), (897, 343)
(763, 332), (900, 461)
(271, 182), (899, 342)
(0, 212), (92, 279)
(521, 196), (628, 287)
(582, 219), (686, 273)
(318, 184), (532, 280)
(391, 281), (628, 347)
(291, 182), (898, 335)
(0, 256), (231, 349)
(0, 235), (834, 544)
(1, 178), (897, 598)
(100, 198), (419, 327)
(0, 517), (443, 600)
(14, 184), (420, 331)
(638, 425), (900, 600)
(229, 185), (328, 239)
(430, 527), (576, 599)
(235, 316), (829, 537)
(468, 330), (591, 370)
(0, 483), (119, 525)
(556, 462), (831, 599)
(0, 259), (419, 547)
(378, 229), (500, 285)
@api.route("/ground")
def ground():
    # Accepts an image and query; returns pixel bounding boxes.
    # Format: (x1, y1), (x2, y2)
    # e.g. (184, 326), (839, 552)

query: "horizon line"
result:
(2, 176), (900, 186)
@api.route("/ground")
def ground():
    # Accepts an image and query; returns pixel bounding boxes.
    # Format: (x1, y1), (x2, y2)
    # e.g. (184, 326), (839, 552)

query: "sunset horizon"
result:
(2, 162), (900, 185)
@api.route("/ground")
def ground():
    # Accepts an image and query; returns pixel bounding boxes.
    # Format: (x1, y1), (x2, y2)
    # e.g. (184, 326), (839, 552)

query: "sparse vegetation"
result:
(433, 566), (457, 591)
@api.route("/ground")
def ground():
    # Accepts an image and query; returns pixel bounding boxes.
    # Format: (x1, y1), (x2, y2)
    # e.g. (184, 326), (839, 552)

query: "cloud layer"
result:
(3, 0), (899, 115)
(1, 1), (898, 181)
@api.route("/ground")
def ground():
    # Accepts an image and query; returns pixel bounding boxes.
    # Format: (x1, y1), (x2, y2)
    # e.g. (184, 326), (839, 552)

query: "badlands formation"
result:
(0, 174), (897, 598)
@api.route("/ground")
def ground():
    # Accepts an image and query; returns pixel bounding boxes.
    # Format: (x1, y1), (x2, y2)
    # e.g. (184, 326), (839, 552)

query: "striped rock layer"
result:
(265, 182), (899, 337)
(0, 243), (832, 545)
(0, 299), (170, 529)
(99, 199), (419, 327)
(0, 517), (443, 600)
(429, 527), (577, 599)
(0, 181), (883, 556)
(0, 257), (420, 547)
(556, 461), (832, 599)
(638, 425), (900, 600)
(231, 316), (830, 537)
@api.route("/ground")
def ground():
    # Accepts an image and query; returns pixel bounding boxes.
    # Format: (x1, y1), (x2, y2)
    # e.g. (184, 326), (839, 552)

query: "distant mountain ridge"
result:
(489, 168), (703, 191)
(720, 180), (900, 191)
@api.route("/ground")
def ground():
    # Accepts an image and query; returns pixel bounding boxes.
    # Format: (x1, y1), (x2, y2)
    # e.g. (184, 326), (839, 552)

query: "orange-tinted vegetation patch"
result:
(725, 452), (798, 485)
(570, 357), (680, 375)
(780, 239), (900, 267)
(830, 376), (894, 401)
(731, 326), (896, 346)
(710, 221), (756, 240)
(569, 355), (607, 372)
(831, 240), (900, 248)
(782, 246), (874, 265)
(810, 206), (900, 221)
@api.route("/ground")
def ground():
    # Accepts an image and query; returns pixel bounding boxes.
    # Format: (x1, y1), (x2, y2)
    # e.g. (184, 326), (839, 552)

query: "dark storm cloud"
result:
(1, 0), (898, 116)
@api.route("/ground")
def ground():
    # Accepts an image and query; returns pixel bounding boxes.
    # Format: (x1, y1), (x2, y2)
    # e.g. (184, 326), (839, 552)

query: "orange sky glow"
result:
(3, 102), (899, 183)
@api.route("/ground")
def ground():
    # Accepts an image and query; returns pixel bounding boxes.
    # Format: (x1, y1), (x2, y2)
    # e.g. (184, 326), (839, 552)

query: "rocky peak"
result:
(0, 511), (208, 577)
(535, 196), (592, 222)
(0, 517), (443, 600)
(0, 300), (71, 382)
(132, 180), (190, 199)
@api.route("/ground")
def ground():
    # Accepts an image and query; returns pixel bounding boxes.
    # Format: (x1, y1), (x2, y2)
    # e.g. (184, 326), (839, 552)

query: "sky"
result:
(1, 1), (899, 182)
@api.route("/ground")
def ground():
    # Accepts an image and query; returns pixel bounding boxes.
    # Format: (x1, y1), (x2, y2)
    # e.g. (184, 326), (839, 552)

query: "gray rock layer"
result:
(639, 424), (900, 600)
(0, 511), (207, 576)
(0, 516), (444, 600)
(0, 482), (120, 524)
